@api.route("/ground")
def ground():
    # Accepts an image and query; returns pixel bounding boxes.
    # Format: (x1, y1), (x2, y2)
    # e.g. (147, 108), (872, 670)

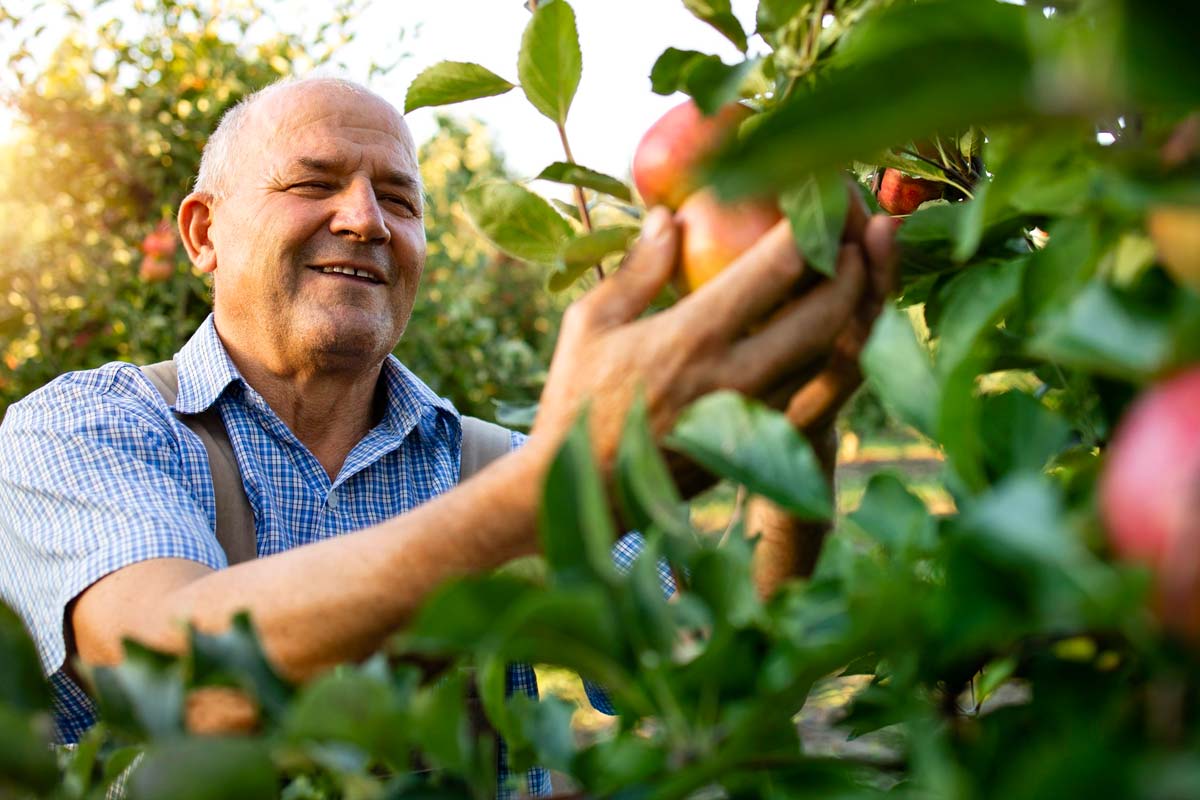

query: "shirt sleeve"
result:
(0, 364), (227, 678)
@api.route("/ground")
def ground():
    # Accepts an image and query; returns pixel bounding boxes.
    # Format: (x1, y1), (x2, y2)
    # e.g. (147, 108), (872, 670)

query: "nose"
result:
(331, 178), (390, 244)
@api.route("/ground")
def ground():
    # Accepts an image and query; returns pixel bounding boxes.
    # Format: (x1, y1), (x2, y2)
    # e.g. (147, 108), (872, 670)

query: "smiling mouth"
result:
(310, 265), (384, 284)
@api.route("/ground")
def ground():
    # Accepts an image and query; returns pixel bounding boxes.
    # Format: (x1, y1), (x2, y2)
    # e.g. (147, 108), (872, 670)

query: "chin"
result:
(299, 314), (397, 368)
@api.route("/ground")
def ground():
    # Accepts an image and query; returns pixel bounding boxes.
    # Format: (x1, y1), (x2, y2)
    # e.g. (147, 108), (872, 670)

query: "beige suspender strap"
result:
(141, 360), (258, 565)
(142, 360), (512, 564)
(459, 415), (513, 481)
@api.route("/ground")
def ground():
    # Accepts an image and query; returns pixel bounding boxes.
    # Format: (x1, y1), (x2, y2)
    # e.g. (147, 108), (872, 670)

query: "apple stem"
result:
(556, 121), (603, 280)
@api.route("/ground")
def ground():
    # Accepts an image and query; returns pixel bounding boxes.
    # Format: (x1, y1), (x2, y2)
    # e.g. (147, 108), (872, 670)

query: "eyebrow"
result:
(293, 156), (422, 193)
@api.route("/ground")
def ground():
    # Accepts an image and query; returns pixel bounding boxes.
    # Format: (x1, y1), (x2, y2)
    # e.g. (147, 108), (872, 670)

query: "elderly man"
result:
(0, 77), (894, 794)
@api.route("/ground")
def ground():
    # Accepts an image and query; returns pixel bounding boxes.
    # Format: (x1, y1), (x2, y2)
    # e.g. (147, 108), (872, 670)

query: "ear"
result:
(178, 192), (218, 274)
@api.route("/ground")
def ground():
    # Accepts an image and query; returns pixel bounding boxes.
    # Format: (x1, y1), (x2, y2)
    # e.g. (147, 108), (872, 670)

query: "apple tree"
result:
(2, 1), (1200, 798)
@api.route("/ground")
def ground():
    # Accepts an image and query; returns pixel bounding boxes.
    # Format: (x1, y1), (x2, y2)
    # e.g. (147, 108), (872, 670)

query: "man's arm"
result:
(71, 435), (553, 680)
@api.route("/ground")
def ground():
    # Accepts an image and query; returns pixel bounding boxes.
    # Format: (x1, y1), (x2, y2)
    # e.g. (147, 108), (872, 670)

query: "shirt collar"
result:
(172, 314), (459, 436)
(173, 314), (242, 414)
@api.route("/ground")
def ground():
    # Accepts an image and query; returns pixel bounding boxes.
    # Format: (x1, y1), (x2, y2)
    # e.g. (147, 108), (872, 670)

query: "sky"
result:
(0, 0), (760, 190)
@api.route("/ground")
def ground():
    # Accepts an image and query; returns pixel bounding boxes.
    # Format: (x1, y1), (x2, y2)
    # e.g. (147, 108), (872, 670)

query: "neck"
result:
(221, 338), (384, 481)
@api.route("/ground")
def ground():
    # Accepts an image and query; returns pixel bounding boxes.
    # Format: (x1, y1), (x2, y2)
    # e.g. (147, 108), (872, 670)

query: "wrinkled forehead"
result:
(243, 82), (417, 177)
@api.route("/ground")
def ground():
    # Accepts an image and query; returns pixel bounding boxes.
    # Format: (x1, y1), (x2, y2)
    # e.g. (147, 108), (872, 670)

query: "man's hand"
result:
(531, 206), (871, 481)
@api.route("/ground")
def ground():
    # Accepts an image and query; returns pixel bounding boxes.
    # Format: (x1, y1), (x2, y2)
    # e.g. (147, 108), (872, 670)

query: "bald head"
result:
(195, 77), (417, 201)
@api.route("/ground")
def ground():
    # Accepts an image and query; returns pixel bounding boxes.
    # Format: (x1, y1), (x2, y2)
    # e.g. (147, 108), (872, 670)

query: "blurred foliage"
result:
(4, 0), (1200, 799)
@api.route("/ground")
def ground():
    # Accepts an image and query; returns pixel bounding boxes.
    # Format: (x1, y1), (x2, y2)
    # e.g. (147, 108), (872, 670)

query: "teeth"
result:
(320, 266), (377, 282)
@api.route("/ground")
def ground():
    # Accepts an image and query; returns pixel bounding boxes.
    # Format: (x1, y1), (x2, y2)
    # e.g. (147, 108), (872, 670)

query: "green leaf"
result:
(189, 613), (293, 722)
(689, 536), (762, 629)
(407, 670), (473, 775)
(615, 534), (679, 658)
(512, 693), (577, 774)
(959, 475), (1082, 567)
(979, 391), (1072, 481)
(126, 739), (276, 800)
(708, 1), (1034, 198)
(547, 225), (639, 293)
(685, 56), (761, 115)
(518, 0), (582, 126)
(284, 663), (409, 768)
(952, 178), (989, 262)
(648, 48), (759, 113)
(92, 641), (186, 740)
(537, 161), (632, 202)
(462, 180), (574, 265)
(1029, 281), (1174, 380)
(649, 47), (708, 95)
(933, 258), (1025, 380)
(976, 655), (1017, 705)
(538, 410), (620, 586)
(683, 0), (748, 52)
(756, 0), (807, 33)
(0, 602), (52, 713)
(872, 150), (952, 184)
(861, 305), (939, 437)
(849, 473), (937, 556)
(779, 171), (849, 277)
(404, 61), (515, 113)
(614, 392), (693, 541)
(1021, 216), (1103, 317)
(0, 705), (58, 794)
(572, 735), (668, 797)
(666, 391), (832, 520)
(401, 575), (539, 657)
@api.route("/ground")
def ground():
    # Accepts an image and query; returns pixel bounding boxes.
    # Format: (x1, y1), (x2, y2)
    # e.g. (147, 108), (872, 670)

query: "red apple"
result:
(875, 168), (944, 216)
(141, 221), (178, 258)
(1100, 366), (1200, 639)
(675, 189), (783, 293)
(1147, 205), (1200, 291)
(139, 254), (174, 282)
(632, 100), (753, 211)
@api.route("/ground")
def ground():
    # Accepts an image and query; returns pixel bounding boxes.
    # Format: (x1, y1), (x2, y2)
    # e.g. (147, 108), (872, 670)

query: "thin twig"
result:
(556, 122), (602, 280)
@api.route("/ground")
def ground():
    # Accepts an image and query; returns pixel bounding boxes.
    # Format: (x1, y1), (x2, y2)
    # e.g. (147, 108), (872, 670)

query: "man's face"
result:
(205, 82), (426, 375)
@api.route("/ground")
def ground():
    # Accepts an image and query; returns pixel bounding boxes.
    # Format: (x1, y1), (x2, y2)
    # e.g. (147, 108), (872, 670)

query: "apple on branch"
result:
(875, 168), (944, 216)
(632, 99), (752, 211)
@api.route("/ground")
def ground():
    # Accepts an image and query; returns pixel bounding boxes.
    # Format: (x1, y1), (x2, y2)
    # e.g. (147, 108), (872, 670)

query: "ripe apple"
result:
(1147, 205), (1200, 290)
(875, 168), (944, 216)
(141, 221), (178, 258)
(1100, 366), (1200, 639)
(139, 254), (174, 282)
(675, 189), (783, 293)
(632, 100), (752, 210)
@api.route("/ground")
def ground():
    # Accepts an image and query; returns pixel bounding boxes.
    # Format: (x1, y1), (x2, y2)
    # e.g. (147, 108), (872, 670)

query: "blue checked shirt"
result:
(0, 314), (663, 798)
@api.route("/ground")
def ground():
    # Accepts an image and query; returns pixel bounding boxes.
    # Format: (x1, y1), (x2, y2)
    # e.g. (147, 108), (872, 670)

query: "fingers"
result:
(863, 214), (900, 302)
(584, 207), (679, 328)
(843, 178), (870, 243)
(724, 244), (866, 395)
(673, 218), (807, 340)
(785, 354), (863, 431)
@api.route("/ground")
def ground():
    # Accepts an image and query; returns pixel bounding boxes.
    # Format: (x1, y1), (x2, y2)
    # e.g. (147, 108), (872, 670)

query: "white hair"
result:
(193, 75), (380, 200)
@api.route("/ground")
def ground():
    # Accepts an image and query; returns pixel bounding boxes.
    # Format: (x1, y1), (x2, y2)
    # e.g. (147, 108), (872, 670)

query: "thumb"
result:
(587, 207), (679, 327)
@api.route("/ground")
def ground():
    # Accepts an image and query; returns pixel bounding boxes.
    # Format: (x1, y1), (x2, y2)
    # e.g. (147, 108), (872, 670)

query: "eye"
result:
(290, 181), (335, 194)
(381, 194), (421, 215)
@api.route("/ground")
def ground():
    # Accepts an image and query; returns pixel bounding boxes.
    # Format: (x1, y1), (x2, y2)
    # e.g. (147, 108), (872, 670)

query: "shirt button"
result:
(326, 489), (339, 510)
